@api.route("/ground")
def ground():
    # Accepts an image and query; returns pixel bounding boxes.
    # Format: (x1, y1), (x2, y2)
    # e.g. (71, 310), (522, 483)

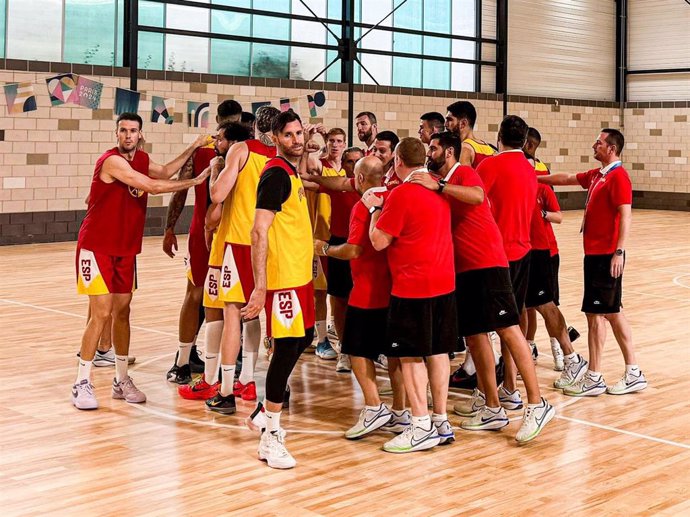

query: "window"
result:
(165, 1), (210, 72)
(0, 0), (6, 58)
(252, 0), (290, 78)
(290, 0), (327, 81)
(7, 0), (63, 61)
(210, 1), (251, 76)
(138, 0), (165, 70)
(64, 0), (117, 66)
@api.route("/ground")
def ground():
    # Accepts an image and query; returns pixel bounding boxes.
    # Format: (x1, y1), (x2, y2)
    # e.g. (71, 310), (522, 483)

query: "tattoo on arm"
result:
(165, 157), (194, 230)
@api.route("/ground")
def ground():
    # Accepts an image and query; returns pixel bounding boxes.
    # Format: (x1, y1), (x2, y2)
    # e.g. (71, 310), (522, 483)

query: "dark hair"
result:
(355, 111), (377, 125)
(375, 130), (399, 150)
(446, 101), (477, 128)
(395, 137), (426, 167)
(217, 121), (251, 143)
(272, 109), (302, 134)
(256, 105), (281, 134)
(602, 128), (625, 155)
(217, 99), (243, 119)
(240, 111), (255, 124)
(498, 115), (529, 148)
(526, 127), (542, 145)
(429, 131), (461, 160)
(116, 112), (143, 130)
(343, 146), (364, 160)
(421, 112), (445, 131)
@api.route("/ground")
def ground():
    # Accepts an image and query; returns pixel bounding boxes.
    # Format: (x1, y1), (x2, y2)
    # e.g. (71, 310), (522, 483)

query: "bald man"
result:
(314, 157), (408, 439)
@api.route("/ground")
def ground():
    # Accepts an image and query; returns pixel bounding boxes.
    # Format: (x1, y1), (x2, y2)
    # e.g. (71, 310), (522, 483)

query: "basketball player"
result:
(72, 113), (212, 410)
(445, 100), (497, 168)
(355, 112), (378, 155)
(418, 112), (445, 145)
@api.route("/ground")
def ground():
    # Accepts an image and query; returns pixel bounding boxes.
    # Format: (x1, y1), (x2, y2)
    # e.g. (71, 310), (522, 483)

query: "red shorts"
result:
(219, 243), (255, 304)
(265, 282), (315, 338)
(76, 247), (137, 295)
(185, 225), (210, 287)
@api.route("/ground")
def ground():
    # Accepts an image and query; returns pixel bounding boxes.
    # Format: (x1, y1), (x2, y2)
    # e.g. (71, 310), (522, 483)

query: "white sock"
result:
(365, 404), (382, 411)
(220, 364), (236, 396)
(204, 321), (223, 384)
(265, 405), (281, 433)
(564, 352), (578, 364)
(115, 355), (128, 382)
(411, 415), (432, 429)
(462, 349), (476, 375)
(626, 364), (640, 374)
(239, 319), (260, 385)
(176, 341), (193, 366)
(76, 359), (92, 383)
(493, 348), (501, 365)
(316, 320), (327, 342)
(431, 412), (447, 423)
(528, 340), (536, 347)
(587, 369), (602, 380)
(550, 337), (560, 348)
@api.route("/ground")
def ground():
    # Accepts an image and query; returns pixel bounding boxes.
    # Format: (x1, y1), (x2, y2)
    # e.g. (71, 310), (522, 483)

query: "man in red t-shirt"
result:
(410, 131), (555, 443)
(539, 129), (647, 397)
(73, 112), (212, 410)
(363, 137), (457, 453)
(313, 156), (408, 439)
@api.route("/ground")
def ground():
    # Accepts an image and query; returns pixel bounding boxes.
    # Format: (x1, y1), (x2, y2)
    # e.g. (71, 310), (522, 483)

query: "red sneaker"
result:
(241, 381), (257, 401)
(178, 375), (220, 400)
(232, 380), (244, 397)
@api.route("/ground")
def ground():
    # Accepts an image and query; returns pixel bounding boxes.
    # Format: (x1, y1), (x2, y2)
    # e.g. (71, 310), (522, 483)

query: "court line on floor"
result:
(559, 277), (690, 302)
(672, 273), (690, 290)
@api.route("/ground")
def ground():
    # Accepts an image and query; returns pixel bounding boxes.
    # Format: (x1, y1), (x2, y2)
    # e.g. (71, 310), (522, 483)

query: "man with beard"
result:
(242, 110), (314, 469)
(73, 113), (211, 409)
(445, 100), (497, 168)
(355, 111), (378, 155)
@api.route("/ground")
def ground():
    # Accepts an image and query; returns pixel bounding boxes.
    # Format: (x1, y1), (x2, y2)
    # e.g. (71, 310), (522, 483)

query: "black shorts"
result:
(326, 235), (353, 298)
(509, 253), (531, 312)
(456, 267), (520, 337)
(341, 306), (388, 360)
(582, 253), (623, 314)
(386, 292), (458, 358)
(551, 254), (560, 306)
(526, 249), (556, 309)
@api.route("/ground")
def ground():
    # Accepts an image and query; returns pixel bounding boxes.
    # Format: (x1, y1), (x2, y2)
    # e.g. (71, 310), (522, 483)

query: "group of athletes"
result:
(72, 97), (647, 470)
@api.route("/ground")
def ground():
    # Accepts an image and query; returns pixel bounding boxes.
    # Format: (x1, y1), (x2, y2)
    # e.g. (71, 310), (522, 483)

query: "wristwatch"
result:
(368, 205), (382, 215)
(541, 209), (548, 220)
(322, 242), (330, 256)
(437, 179), (447, 193)
(615, 248), (624, 256)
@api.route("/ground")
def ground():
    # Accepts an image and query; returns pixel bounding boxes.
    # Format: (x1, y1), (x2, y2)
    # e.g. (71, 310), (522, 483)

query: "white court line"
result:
(0, 298), (177, 338)
(559, 277), (690, 303)
(672, 273), (690, 290)
(556, 415), (690, 450)
(653, 266), (690, 275)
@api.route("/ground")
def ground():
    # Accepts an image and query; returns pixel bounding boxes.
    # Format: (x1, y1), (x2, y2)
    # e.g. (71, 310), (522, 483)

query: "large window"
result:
(0, 0), (489, 93)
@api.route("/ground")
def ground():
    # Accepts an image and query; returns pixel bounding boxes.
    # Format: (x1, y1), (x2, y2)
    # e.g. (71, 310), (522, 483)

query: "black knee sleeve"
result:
(264, 328), (314, 404)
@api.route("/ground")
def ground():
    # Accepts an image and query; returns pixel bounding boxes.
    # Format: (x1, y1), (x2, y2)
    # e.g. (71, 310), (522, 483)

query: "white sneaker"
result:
(381, 409), (411, 433)
(72, 379), (98, 410)
(327, 323), (338, 342)
(516, 398), (555, 443)
(383, 422), (441, 453)
(246, 401), (267, 433)
(564, 374), (607, 397)
(336, 354), (352, 373)
(345, 404), (392, 439)
(86, 348), (136, 367)
(461, 406), (509, 431)
(554, 354), (588, 389)
(374, 354), (388, 369)
(426, 385), (433, 408)
(550, 340), (565, 371)
(432, 419), (455, 444)
(258, 429), (296, 469)
(607, 370), (648, 395)
(453, 388), (485, 417)
(529, 342), (538, 364)
(498, 386), (524, 410)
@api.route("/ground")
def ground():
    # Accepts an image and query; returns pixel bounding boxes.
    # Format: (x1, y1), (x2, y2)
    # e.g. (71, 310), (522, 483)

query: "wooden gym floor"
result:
(1, 209), (689, 516)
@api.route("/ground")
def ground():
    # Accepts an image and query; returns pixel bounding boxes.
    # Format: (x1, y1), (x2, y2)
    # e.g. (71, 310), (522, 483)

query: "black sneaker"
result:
(495, 356), (505, 387)
(449, 366), (477, 390)
(235, 346), (243, 381)
(206, 393), (237, 414)
(283, 386), (290, 409)
(189, 345), (205, 374)
(568, 326), (581, 343)
(167, 363), (192, 384)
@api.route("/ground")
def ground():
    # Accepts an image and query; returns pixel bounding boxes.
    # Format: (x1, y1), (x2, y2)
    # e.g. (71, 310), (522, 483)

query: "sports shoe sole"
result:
(258, 452), (296, 469)
(563, 386), (607, 397)
(516, 405), (556, 444)
(499, 399), (523, 411)
(383, 436), (441, 453)
(606, 382), (648, 395)
(461, 418), (509, 431)
(345, 413), (392, 440)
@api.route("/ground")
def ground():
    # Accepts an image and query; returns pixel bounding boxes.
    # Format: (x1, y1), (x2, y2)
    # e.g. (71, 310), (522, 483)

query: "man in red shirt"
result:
(73, 112), (211, 410)
(356, 111), (378, 156)
(476, 115), (547, 413)
(364, 137), (457, 453)
(410, 131), (555, 443)
(418, 112), (445, 145)
(539, 129), (647, 397)
(313, 156), (408, 439)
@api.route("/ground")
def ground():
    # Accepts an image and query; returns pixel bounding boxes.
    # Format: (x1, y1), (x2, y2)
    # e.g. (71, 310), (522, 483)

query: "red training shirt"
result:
(320, 163), (360, 239)
(347, 195), (392, 309)
(188, 146), (216, 238)
(530, 183), (560, 251)
(444, 164), (508, 273)
(477, 151), (537, 262)
(376, 176), (455, 298)
(577, 164), (632, 255)
(78, 147), (150, 256)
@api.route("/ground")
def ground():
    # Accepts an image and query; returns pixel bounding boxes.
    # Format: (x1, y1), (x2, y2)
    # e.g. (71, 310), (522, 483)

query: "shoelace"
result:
(523, 406), (534, 422)
(80, 382), (95, 396)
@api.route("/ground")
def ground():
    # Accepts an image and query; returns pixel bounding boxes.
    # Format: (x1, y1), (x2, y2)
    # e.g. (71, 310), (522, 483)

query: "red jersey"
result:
(78, 147), (150, 256)
(444, 164), (508, 273)
(189, 147), (216, 238)
(319, 160), (360, 238)
(383, 167), (401, 190)
(347, 196), (392, 309)
(477, 151), (537, 262)
(376, 175), (455, 298)
(577, 163), (632, 255)
(530, 183), (560, 251)
(531, 158), (559, 255)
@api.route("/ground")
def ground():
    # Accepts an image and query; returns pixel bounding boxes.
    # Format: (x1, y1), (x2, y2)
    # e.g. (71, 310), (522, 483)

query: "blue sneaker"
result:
(315, 338), (337, 360)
